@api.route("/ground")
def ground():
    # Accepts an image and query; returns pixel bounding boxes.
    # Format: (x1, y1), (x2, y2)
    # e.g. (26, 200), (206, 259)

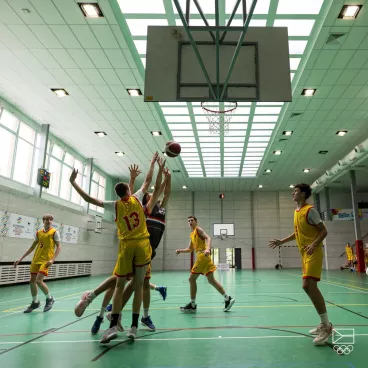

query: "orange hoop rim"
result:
(201, 101), (238, 114)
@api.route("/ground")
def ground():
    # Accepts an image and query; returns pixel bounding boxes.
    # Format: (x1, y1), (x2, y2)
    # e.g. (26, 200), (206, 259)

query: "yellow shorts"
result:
(30, 263), (49, 276)
(191, 253), (217, 276)
(347, 257), (354, 262)
(301, 246), (323, 281)
(113, 238), (151, 278)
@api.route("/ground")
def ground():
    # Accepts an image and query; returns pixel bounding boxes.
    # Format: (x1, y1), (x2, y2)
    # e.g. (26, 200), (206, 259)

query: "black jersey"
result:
(145, 204), (166, 259)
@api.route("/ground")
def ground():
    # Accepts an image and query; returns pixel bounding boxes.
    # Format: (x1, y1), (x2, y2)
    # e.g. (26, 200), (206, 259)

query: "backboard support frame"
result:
(172, 0), (258, 101)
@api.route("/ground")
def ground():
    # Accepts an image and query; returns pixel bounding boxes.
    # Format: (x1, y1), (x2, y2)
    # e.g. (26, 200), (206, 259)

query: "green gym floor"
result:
(0, 270), (367, 368)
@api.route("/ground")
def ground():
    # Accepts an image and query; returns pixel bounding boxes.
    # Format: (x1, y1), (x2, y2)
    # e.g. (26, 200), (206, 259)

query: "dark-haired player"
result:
(14, 214), (62, 313)
(176, 216), (235, 313)
(269, 183), (331, 345)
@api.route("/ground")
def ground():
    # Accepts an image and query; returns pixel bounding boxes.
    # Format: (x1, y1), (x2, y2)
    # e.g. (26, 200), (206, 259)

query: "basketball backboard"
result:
(213, 223), (235, 237)
(145, 26), (291, 102)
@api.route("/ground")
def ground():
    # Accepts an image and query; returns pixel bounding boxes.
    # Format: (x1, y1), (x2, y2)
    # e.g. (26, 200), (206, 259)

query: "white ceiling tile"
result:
(110, 25), (129, 49)
(47, 69), (75, 85)
(99, 69), (121, 85)
(115, 69), (137, 86)
(68, 49), (95, 69)
(7, 25), (44, 48)
(110, 85), (129, 98)
(0, 25), (27, 49)
(91, 25), (120, 49)
(119, 99), (139, 110)
(49, 25), (82, 48)
(28, 25), (63, 48)
(31, 49), (61, 68)
(66, 69), (91, 84)
(11, 49), (43, 69)
(105, 49), (129, 68)
(51, 0), (84, 24)
(49, 49), (78, 68)
(86, 49), (113, 68)
(69, 25), (101, 48)
(1, 0), (24, 24)
(97, 85), (115, 99)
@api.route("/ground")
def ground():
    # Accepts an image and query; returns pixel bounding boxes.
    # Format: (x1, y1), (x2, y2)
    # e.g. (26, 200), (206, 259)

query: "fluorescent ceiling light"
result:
(133, 40), (147, 54)
(338, 5), (362, 19)
(253, 116), (278, 122)
(78, 3), (104, 18)
(290, 58), (301, 70)
(181, 153), (199, 157)
(252, 123), (276, 130)
(150, 186), (155, 190)
(290, 184), (295, 188)
(51, 88), (68, 97)
(166, 116), (191, 123)
(196, 123), (211, 130)
(226, 0), (271, 14)
(224, 143), (243, 148)
(118, 0), (165, 13)
(201, 148), (220, 152)
(179, 143), (197, 148)
(200, 143), (220, 147)
(242, 174), (256, 177)
(265, 169), (272, 173)
(126, 19), (168, 36)
(277, 0), (323, 14)
(168, 124), (192, 130)
(283, 131), (293, 136)
(258, 185), (263, 188)
(273, 19), (315, 36)
(303, 168), (310, 173)
(162, 107), (189, 115)
(127, 88), (142, 96)
(336, 130), (347, 136)
(115, 152), (125, 156)
(250, 130), (273, 136)
(302, 88), (316, 96)
(95, 131), (107, 137)
(233, 107), (251, 115)
(255, 107), (282, 115)
(182, 185), (187, 189)
(151, 131), (162, 136)
(246, 153), (264, 157)
(229, 124), (247, 130)
(225, 148), (243, 152)
(273, 150), (282, 155)
(289, 41), (307, 55)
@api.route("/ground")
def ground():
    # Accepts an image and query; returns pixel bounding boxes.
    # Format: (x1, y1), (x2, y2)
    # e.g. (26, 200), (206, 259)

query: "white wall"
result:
(319, 188), (368, 212)
(0, 184), (118, 275)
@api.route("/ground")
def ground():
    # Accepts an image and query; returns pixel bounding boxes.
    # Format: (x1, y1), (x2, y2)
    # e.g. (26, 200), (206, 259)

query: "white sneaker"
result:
(127, 326), (137, 340)
(313, 323), (333, 345)
(106, 312), (124, 332)
(74, 291), (93, 317)
(309, 323), (323, 335)
(99, 326), (118, 344)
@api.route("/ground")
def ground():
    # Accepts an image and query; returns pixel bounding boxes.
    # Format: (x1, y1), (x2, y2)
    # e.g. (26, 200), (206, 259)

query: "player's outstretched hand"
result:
(157, 156), (166, 169)
(151, 151), (159, 163)
(129, 164), (141, 178)
(13, 259), (20, 268)
(70, 168), (78, 183)
(176, 249), (180, 255)
(269, 239), (282, 249)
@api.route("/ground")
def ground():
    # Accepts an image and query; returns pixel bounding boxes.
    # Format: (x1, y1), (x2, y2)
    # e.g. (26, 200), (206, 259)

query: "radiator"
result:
(0, 261), (92, 286)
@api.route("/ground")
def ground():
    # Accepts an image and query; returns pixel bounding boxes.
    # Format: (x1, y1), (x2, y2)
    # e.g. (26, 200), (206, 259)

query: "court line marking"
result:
(1, 334), (368, 345)
(326, 300), (368, 320)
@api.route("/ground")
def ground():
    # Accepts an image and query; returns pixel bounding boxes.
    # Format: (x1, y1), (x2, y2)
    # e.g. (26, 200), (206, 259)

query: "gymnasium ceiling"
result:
(0, 0), (368, 191)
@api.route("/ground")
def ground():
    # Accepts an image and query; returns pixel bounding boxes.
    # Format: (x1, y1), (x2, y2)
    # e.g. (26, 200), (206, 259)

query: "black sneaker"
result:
(180, 302), (197, 313)
(24, 301), (40, 313)
(91, 316), (104, 335)
(223, 296), (235, 312)
(44, 297), (55, 312)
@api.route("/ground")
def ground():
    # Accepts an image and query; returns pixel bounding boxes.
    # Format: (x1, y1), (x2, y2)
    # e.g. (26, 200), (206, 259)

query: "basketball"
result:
(165, 141), (181, 158)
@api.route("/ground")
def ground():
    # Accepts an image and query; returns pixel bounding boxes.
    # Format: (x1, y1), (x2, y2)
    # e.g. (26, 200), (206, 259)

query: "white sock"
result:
(223, 293), (230, 301)
(143, 308), (149, 318)
(33, 295), (38, 302)
(320, 312), (329, 325)
(46, 293), (51, 299)
(99, 307), (105, 318)
(190, 298), (196, 306)
(89, 292), (97, 301)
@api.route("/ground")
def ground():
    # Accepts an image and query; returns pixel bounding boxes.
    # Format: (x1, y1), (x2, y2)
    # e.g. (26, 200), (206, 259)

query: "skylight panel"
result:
(197, 130), (213, 136)
(196, 124), (210, 130)
(248, 142), (268, 147)
(250, 130), (273, 136)
(181, 152), (199, 157)
(225, 19), (267, 27)
(171, 131), (194, 137)
(289, 41), (307, 55)
(255, 107), (282, 115)
(224, 136), (246, 142)
(202, 152), (221, 157)
(247, 148), (266, 153)
(200, 143), (220, 147)
(227, 130), (247, 136)
(175, 137), (196, 143)
(168, 124), (192, 130)
(246, 153), (264, 157)
(253, 116), (278, 122)
(277, 0), (323, 15)
(141, 58), (146, 67)
(162, 107), (189, 115)
(201, 148), (220, 152)
(126, 19), (169, 36)
(166, 116), (191, 123)
(224, 143), (244, 147)
(133, 40), (147, 54)
(179, 143), (197, 148)
(173, 0), (215, 14)
(195, 116), (210, 123)
(226, 0), (271, 14)
(273, 19), (315, 36)
(118, 0), (165, 13)
(224, 152), (243, 157)
(229, 124), (247, 130)
(248, 136), (270, 142)
(199, 137), (220, 143)
(175, 18), (216, 26)
(290, 58), (301, 70)
(230, 116), (249, 123)
(252, 123), (276, 130)
(233, 107), (251, 115)
(225, 148), (243, 152)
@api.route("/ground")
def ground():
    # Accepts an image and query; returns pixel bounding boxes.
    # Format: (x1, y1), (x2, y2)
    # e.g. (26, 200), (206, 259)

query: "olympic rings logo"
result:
(333, 345), (354, 355)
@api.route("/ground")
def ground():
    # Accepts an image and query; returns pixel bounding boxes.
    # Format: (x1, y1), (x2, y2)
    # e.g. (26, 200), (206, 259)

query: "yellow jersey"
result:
(32, 228), (57, 264)
(294, 204), (322, 255)
(345, 245), (353, 260)
(190, 227), (206, 253)
(115, 196), (149, 241)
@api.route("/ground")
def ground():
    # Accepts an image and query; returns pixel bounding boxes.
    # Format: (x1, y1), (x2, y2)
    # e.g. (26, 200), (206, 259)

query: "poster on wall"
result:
(331, 208), (367, 221)
(0, 210), (7, 237)
(61, 224), (79, 244)
(7, 212), (37, 239)
(36, 220), (62, 235)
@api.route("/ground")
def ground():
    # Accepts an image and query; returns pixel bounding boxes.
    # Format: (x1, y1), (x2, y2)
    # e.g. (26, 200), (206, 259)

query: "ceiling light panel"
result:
(290, 58), (301, 70)
(289, 41), (308, 54)
(133, 40), (147, 54)
(277, 0), (323, 14)
(273, 19), (315, 36)
(126, 19), (168, 36)
(118, 0), (166, 13)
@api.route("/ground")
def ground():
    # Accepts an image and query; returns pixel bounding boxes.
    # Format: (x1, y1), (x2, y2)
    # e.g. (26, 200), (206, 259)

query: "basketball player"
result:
(345, 243), (355, 271)
(176, 216), (235, 312)
(269, 183), (332, 345)
(71, 153), (162, 343)
(14, 214), (61, 313)
(79, 162), (169, 335)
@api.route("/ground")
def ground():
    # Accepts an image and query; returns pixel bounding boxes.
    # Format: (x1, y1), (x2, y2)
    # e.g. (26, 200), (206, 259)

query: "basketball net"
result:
(201, 102), (237, 135)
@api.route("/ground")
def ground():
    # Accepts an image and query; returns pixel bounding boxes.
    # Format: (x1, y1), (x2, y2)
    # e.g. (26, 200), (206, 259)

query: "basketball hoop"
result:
(201, 102), (237, 135)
